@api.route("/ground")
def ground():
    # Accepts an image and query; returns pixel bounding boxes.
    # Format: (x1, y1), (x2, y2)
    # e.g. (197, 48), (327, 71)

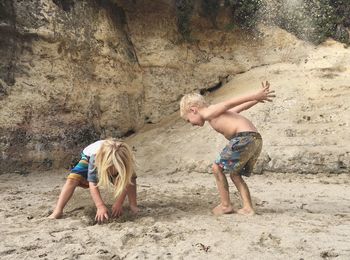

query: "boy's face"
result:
(186, 107), (205, 126)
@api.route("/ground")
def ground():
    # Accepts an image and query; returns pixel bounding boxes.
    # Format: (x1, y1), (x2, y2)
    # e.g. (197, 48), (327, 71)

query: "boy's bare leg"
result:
(127, 177), (139, 214)
(230, 174), (255, 215)
(49, 178), (80, 219)
(212, 164), (234, 215)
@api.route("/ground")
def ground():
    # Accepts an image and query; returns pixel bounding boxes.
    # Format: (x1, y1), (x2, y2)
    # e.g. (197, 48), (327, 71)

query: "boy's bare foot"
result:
(48, 210), (63, 219)
(130, 205), (140, 215)
(212, 204), (234, 216)
(237, 208), (255, 216)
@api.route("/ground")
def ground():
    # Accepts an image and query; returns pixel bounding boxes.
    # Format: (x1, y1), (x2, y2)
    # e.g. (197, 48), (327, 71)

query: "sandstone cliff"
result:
(0, 0), (348, 174)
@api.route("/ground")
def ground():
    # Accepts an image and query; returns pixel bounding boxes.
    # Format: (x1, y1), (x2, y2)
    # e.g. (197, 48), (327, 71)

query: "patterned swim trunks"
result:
(215, 132), (262, 176)
(66, 153), (92, 188)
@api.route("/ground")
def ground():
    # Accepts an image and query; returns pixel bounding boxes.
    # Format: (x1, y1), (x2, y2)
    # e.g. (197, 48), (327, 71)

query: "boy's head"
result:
(180, 93), (208, 126)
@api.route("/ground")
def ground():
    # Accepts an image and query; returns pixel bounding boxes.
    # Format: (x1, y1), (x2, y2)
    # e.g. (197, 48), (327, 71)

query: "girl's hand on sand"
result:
(95, 205), (109, 223)
(111, 202), (123, 218)
(256, 81), (275, 102)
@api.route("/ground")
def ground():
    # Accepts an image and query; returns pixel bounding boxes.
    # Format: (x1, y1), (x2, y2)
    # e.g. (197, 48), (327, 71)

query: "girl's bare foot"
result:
(212, 204), (234, 216)
(48, 209), (63, 219)
(237, 208), (255, 216)
(130, 205), (140, 215)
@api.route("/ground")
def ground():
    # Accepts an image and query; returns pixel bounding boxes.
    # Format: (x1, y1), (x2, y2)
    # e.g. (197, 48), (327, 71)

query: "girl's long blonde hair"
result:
(94, 139), (135, 198)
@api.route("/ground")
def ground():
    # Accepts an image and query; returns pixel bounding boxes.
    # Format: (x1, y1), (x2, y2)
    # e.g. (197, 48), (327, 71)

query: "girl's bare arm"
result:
(89, 182), (109, 222)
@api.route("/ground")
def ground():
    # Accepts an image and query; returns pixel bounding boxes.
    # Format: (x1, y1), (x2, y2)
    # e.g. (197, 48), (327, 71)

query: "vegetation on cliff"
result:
(269, 0), (350, 44)
(175, 0), (194, 41)
(175, 0), (350, 44)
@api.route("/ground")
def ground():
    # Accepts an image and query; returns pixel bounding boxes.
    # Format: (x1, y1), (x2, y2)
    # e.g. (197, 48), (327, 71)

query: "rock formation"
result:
(0, 0), (348, 174)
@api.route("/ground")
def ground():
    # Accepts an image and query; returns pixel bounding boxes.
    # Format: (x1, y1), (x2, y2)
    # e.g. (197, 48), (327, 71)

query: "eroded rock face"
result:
(1, 0), (347, 174)
(128, 40), (350, 175)
(0, 0), (144, 171)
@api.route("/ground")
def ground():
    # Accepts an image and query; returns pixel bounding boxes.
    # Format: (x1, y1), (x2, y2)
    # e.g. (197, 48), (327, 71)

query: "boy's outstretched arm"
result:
(200, 81), (274, 120)
(230, 81), (275, 113)
(229, 100), (259, 113)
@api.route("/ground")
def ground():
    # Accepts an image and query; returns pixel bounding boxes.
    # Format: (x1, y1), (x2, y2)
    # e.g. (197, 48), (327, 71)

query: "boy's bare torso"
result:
(208, 111), (257, 140)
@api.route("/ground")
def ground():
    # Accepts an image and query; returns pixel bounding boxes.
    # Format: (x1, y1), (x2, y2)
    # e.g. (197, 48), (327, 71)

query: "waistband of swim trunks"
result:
(231, 131), (261, 139)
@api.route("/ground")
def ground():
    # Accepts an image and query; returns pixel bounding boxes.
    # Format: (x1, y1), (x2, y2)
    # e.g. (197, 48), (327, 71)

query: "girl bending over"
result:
(49, 139), (138, 222)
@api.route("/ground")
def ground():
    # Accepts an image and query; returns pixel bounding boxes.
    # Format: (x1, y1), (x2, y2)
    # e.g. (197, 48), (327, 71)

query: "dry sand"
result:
(1, 39), (350, 259)
(1, 171), (350, 259)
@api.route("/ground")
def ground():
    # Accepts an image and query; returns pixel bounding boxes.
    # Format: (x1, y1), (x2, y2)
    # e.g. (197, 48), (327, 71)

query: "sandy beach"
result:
(1, 0), (350, 259)
(1, 35), (350, 259)
(1, 170), (350, 259)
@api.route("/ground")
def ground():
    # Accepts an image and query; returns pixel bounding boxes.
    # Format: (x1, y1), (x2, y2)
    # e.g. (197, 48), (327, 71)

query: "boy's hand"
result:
(111, 202), (123, 218)
(255, 81), (275, 102)
(95, 205), (109, 223)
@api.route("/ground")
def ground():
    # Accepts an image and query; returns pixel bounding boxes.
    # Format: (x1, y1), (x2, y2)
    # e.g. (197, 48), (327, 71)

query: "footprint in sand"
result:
(257, 232), (281, 248)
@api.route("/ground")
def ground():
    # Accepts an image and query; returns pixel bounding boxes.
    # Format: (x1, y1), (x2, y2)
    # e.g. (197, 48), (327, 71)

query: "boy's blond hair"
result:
(180, 93), (208, 118)
(94, 139), (135, 198)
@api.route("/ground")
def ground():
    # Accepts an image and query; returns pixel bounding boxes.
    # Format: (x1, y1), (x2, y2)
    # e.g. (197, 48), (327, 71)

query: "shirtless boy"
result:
(180, 82), (274, 216)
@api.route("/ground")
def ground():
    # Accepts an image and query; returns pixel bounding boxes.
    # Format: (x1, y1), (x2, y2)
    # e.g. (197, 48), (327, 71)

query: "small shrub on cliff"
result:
(306, 0), (337, 44)
(201, 0), (220, 28)
(270, 0), (350, 44)
(329, 0), (350, 43)
(52, 0), (74, 12)
(225, 0), (263, 31)
(0, 0), (12, 22)
(329, 0), (350, 26)
(0, 80), (8, 98)
(176, 0), (194, 41)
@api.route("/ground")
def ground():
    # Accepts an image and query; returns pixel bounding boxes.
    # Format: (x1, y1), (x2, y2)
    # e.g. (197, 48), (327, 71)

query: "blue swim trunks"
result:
(215, 131), (262, 176)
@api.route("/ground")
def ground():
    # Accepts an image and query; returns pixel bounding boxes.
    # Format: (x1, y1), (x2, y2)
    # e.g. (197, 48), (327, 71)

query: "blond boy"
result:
(180, 81), (274, 216)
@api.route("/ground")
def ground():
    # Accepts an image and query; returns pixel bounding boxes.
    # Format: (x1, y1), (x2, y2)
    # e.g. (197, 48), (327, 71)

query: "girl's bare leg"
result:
(49, 178), (80, 219)
(230, 174), (255, 215)
(127, 177), (139, 214)
(212, 164), (234, 215)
